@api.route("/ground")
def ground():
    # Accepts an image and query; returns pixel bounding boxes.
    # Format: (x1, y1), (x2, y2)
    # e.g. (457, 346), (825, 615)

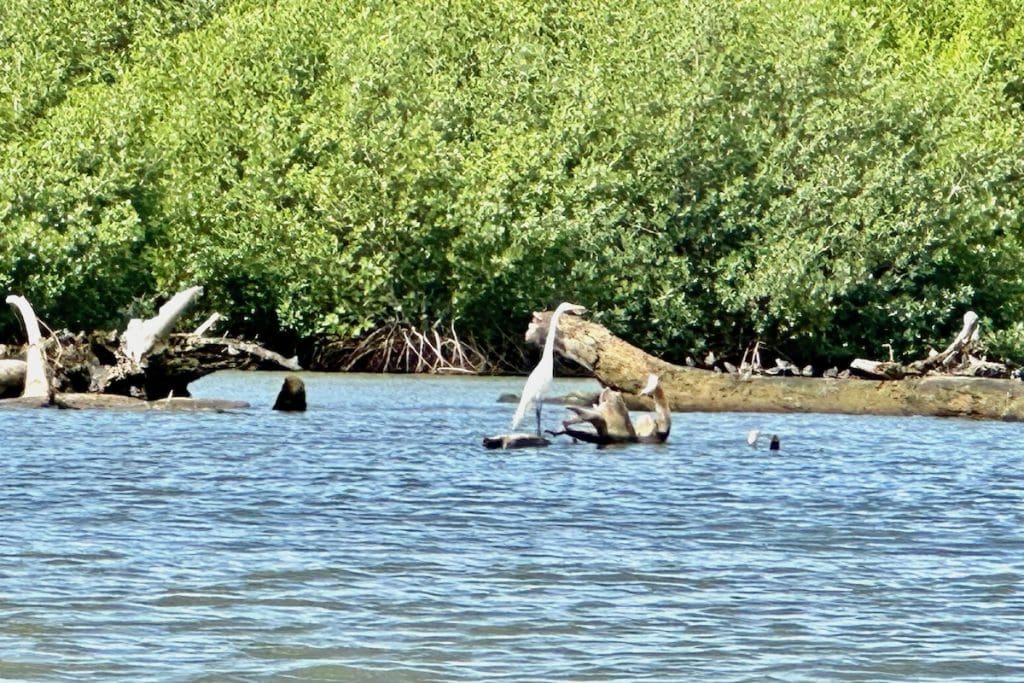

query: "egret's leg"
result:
(535, 403), (543, 436)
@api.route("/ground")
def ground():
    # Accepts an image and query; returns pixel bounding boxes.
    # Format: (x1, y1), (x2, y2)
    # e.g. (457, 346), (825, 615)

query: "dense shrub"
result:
(1, 0), (1022, 367)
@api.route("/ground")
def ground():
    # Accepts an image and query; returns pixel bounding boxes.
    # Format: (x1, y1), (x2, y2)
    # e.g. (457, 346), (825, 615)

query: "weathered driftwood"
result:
(79, 332), (301, 398)
(123, 286), (204, 362)
(2, 289), (298, 408)
(912, 311), (980, 373)
(849, 311), (1004, 380)
(482, 432), (551, 449)
(849, 358), (911, 380)
(527, 310), (1024, 421)
(6, 295), (51, 399)
(192, 312), (223, 337)
(2, 289), (300, 401)
(0, 393), (249, 411)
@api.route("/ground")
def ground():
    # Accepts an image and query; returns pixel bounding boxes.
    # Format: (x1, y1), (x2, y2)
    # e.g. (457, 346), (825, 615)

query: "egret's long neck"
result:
(543, 310), (565, 360)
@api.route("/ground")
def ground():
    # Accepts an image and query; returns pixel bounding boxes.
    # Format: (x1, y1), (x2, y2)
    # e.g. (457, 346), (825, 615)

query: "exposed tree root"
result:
(309, 321), (488, 374)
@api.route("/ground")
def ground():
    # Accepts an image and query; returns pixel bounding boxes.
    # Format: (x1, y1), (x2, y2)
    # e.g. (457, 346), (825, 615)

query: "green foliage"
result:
(1, 0), (1023, 366)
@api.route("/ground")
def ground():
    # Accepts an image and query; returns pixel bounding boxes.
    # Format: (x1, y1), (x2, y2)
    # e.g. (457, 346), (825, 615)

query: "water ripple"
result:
(1, 373), (1023, 680)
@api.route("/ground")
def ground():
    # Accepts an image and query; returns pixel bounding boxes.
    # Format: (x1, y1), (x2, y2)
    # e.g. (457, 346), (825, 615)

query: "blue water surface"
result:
(1, 371), (1022, 681)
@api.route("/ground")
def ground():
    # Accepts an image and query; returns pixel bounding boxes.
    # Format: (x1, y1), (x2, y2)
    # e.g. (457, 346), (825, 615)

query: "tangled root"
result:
(310, 321), (488, 374)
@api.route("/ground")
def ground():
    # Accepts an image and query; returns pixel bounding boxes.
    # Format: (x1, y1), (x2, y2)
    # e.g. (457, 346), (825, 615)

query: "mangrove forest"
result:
(2, 0), (1023, 372)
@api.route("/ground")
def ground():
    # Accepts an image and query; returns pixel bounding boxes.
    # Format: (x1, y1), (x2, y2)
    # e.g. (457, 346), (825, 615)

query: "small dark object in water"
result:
(769, 435), (780, 451)
(482, 433), (550, 449)
(273, 375), (307, 412)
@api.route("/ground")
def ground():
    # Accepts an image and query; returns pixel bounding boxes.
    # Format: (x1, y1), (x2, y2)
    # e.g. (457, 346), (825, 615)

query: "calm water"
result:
(1, 371), (1023, 681)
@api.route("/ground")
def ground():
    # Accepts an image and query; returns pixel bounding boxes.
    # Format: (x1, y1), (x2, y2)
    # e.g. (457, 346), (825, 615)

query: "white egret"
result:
(511, 301), (586, 435)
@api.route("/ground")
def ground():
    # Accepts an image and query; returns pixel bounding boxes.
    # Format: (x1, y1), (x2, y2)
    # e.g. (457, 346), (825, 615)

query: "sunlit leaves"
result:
(1, 0), (1023, 364)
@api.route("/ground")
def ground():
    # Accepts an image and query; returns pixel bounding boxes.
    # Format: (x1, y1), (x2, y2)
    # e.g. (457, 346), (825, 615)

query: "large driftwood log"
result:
(0, 393), (249, 412)
(528, 310), (1024, 421)
(912, 311), (980, 373)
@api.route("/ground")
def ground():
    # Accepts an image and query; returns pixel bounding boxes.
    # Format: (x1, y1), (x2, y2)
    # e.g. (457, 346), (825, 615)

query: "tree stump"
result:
(272, 375), (307, 412)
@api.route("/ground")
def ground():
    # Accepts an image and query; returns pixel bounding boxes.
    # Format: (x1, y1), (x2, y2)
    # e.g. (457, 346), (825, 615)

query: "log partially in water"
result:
(528, 310), (1024, 421)
(482, 432), (551, 449)
(0, 393), (249, 411)
(3, 288), (296, 407)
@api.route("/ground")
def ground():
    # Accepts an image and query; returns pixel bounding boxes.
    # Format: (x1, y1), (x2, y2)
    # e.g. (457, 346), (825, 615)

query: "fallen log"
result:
(911, 311), (979, 373)
(123, 286), (204, 362)
(527, 310), (1024, 421)
(849, 311), (1008, 380)
(849, 358), (912, 380)
(0, 393), (249, 412)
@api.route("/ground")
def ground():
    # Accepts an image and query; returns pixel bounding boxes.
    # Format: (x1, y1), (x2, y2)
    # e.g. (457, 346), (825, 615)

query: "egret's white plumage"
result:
(511, 302), (586, 434)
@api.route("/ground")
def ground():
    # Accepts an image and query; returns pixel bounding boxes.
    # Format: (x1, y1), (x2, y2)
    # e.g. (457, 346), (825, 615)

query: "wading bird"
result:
(511, 302), (586, 435)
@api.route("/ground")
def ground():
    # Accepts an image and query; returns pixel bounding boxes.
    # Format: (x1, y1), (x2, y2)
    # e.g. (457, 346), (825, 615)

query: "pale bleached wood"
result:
(192, 311), (222, 337)
(5, 295), (50, 399)
(123, 285), (204, 362)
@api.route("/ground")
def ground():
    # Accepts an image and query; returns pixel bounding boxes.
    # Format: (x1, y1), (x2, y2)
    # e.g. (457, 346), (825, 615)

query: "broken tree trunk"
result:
(527, 309), (1024, 421)
(6, 295), (51, 400)
(123, 285), (204, 362)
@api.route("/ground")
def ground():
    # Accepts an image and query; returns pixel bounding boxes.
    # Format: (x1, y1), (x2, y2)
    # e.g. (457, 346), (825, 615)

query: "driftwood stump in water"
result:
(273, 375), (307, 412)
(527, 309), (1024, 421)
